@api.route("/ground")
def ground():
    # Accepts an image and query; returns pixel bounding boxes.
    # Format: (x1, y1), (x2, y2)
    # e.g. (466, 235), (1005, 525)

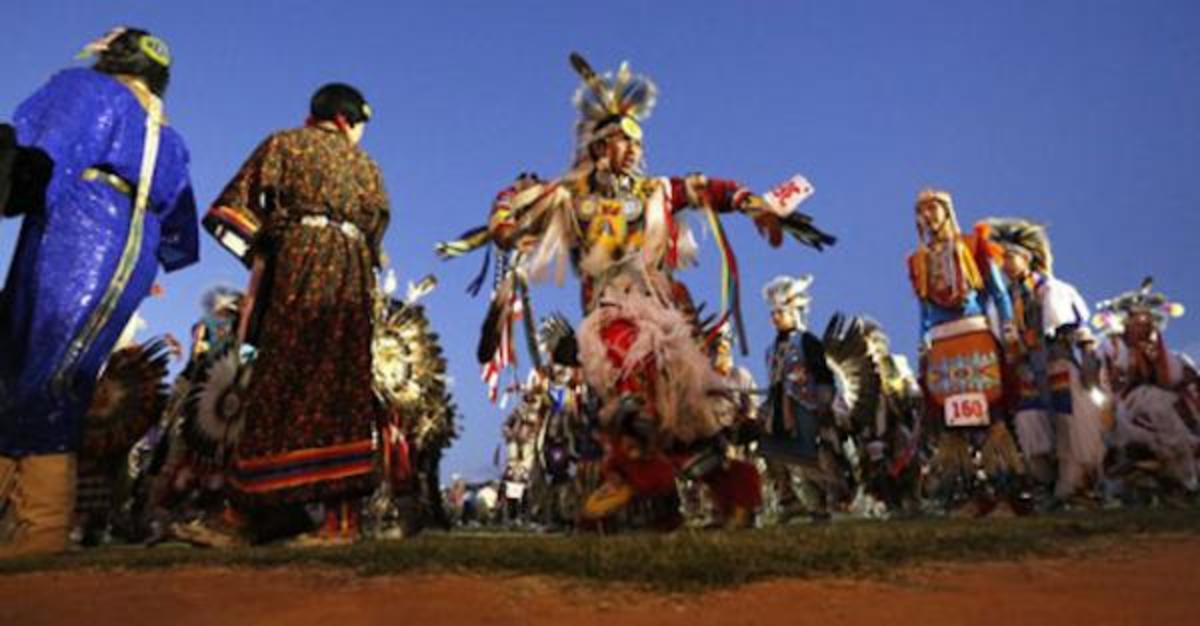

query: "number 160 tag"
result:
(944, 392), (990, 427)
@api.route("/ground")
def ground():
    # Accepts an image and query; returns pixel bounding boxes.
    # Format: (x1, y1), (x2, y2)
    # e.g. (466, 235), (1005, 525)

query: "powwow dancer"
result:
(1094, 279), (1200, 496)
(143, 286), (244, 538)
(1, 27), (198, 558)
(759, 275), (842, 522)
(500, 385), (541, 526)
(676, 323), (762, 529)
(907, 189), (1027, 515)
(495, 326), (581, 529)
(710, 323), (760, 459)
(985, 218), (1107, 505)
(369, 276), (458, 536)
(75, 337), (172, 545)
(438, 53), (833, 530)
(857, 320), (925, 514)
(526, 315), (588, 529)
(198, 83), (390, 545)
(820, 313), (901, 518)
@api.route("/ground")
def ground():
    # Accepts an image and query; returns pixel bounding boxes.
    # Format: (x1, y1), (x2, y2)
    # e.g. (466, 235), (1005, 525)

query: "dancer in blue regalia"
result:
(0, 27), (198, 557)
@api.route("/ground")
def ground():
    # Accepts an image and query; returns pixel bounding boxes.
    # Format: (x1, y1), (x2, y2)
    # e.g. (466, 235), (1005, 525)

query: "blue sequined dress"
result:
(0, 68), (198, 456)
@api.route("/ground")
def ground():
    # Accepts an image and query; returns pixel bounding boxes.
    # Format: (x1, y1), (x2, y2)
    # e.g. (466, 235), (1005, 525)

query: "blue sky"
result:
(3, 1), (1199, 481)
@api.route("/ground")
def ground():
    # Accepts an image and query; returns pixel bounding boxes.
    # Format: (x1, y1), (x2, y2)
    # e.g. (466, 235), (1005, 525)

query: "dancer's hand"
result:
(753, 211), (783, 248)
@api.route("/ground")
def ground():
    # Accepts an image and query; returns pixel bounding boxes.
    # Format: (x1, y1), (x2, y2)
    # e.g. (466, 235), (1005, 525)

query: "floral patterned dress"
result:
(207, 126), (389, 508)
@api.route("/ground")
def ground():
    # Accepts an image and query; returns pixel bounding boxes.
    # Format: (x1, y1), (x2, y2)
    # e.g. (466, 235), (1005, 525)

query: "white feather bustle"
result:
(577, 287), (722, 444)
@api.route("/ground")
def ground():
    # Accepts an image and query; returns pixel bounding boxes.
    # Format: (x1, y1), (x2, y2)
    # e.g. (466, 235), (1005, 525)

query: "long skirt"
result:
(228, 227), (382, 508)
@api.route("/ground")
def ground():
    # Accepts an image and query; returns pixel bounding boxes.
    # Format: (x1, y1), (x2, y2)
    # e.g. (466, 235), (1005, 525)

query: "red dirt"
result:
(2, 537), (1198, 626)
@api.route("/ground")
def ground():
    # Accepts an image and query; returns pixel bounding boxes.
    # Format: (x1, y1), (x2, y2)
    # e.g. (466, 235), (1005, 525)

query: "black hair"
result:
(310, 83), (370, 125)
(92, 28), (171, 97)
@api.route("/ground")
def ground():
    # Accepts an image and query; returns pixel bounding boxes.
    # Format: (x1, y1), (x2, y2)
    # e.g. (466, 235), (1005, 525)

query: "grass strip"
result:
(2, 507), (1198, 591)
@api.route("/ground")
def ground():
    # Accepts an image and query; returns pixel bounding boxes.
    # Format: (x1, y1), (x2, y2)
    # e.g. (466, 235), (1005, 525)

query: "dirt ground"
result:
(2, 537), (1197, 626)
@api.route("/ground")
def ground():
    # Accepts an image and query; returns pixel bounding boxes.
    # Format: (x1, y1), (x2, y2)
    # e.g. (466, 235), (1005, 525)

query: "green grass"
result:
(3, 508), (1199, 591)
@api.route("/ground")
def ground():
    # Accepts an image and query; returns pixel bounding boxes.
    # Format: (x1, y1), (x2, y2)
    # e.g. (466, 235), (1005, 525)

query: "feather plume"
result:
(1093, 276), (1185, 332)
(569, 52), (658, 151)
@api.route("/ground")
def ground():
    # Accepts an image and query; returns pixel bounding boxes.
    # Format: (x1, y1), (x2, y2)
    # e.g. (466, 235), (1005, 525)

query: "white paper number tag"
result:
(762, 174), (814, 217)
(505, 481), (526, 499)
(944, 392), (990, 427)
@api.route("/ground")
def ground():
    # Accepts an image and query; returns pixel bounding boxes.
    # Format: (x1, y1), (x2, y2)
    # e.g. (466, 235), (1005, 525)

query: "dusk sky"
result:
(3, 1), (1198, 481)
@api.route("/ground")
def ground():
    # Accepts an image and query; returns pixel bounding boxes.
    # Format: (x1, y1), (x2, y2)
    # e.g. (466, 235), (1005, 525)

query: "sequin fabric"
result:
(0, 69), (198, 456)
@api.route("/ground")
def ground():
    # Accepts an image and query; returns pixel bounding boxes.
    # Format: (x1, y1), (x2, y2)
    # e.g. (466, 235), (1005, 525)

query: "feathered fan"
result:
(81, 338), (171, 461)
(181, 347), (250, 464)
(822, 313), (883, 435)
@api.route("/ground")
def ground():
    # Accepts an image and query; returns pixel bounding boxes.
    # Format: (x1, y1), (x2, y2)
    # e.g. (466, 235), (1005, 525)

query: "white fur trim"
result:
(578, 289), (722, 443)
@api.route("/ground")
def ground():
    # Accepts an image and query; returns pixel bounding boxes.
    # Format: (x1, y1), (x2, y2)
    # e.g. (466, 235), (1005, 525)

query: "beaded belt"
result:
(299, 214), (363, 240)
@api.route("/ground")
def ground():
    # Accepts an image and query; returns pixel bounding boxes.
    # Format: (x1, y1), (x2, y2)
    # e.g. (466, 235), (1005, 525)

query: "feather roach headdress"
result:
(763, 274), (814, 330)
(982, 217), (1054, 274)
(1093, 276), (1185, 335)
(764, 274), (814, 312)
(569, 52), (658, 161)
(200, 284), (243, 315)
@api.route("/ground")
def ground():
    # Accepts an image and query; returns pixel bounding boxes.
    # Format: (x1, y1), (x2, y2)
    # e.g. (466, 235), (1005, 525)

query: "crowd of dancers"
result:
(1, 26), (1197, 557)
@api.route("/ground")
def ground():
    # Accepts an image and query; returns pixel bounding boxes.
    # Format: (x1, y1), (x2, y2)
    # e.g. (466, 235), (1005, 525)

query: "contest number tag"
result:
(762, 174), (814, 217)
(944, 392), (990, 427)
(505, 481), (526, 499)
